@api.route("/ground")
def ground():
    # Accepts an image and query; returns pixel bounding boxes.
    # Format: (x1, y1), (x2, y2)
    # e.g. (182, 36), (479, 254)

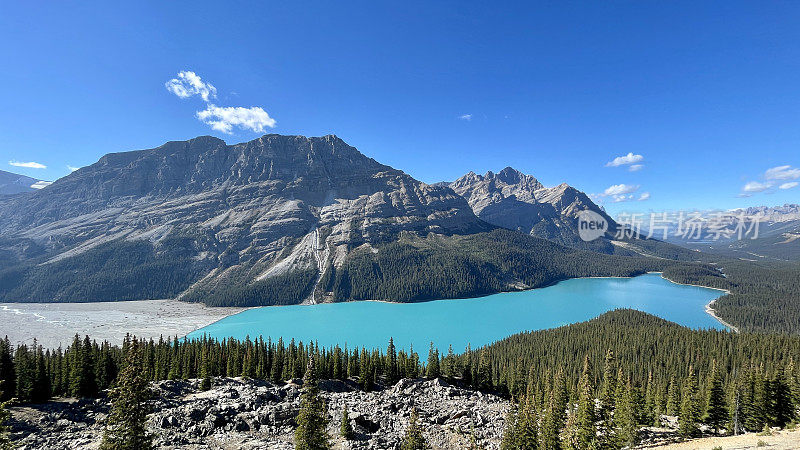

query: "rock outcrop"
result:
(9, 377), (509, 449)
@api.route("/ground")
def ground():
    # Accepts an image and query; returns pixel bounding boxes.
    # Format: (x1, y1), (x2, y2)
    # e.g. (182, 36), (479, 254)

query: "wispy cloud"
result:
(30, 181), (52, 189)
(628, 164), (644, 172)
(740, 164), (800, 195)
(605, 152), (644, 168)
(743, 181), (772, 193)
(765, 165), (800, 181)
(780, 181), (798, 190)
(9, 160), (46, 169)
(591, 183), (645, 203)
(67, 165), (80, 172)
(197, 105), (276, 134)
(458, 114), (473, 121)
(603, 184), (640, 196)
(165, 71), (217, 102)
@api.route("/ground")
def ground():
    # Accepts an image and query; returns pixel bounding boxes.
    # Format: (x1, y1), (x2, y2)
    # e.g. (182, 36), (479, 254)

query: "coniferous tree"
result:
(386, 338), (398, 383)
(540, 368), (568, 450)
(425, 343), (440, 379)
(540, 391), (561, 450)
(666, 375), (680, 416)
(0, 381), (12, 450)
(705, 360), (728, 434)
(444, 345), (456, 380)
(70, 335), (97, 398)
(565, 357), (596, 450)
(294, 355), (330, 450)
(615, 378), (639, 448)
(500, 404), (520, 450)
(597, 350), (617, 448)
(786, 358), (800, 411)
(476, 350), (492, 390)
(200, 346), (211, 391)
(14, 345), (34, 402)
(643, 371), (655, 426)
(32, 345), (50, 403)
(728, 386), (745, 436)
(751, 369), (770, 431)
(516, 394), (538, 449)
(0, 339), (14, 403)
(100, 339), (153, 450)
(599, 350), (617, 415)
(771, 372), (794, 428)
(678, 366), (701, 438)
(401, 407), (427, 450)
(340, 406), (354, 440)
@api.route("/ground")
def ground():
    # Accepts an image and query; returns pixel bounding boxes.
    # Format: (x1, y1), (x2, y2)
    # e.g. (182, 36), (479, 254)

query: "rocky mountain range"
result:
(0, 134), (670, 306)
(660, 204), (800, 261)
(0, 169), (49, 195)
(445, 167), (617, 251)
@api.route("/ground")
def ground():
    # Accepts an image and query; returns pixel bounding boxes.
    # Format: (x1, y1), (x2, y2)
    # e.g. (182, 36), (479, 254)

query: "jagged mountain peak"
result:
(446, 168), (613, 249)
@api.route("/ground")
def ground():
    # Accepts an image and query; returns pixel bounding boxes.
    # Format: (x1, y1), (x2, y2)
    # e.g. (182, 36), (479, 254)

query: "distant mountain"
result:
(738, 204), (800, 222)
(0, 135), (661, 306)
(445, 167), (617, 251)
(0, 169), (49, 195)
(670, 204), (800, 261)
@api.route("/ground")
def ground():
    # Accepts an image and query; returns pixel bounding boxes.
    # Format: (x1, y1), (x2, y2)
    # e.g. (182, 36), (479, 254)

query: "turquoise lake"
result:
(188, 273), (726, 352)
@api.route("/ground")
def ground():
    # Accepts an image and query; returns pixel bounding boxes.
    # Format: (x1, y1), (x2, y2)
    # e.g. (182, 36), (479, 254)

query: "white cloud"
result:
(165, 71), (217, 102)
(742, 181), (772, 193)
(605, 152), (644, 167)
(764, 165), (800, 181)
(9, 160), (46, 169)
(628, 164), (644, 172)
(196, 105), (276, 134)
(780, 181), (798, 190)
(458, 114), (473, 121)
(67, 165), (80, 172)
(167, 71), (278, 134)
(612, 194), (635, 202)
(592, 184), (643, 202)
(30, 181), (52, 189)
(603, 183), (640, 196)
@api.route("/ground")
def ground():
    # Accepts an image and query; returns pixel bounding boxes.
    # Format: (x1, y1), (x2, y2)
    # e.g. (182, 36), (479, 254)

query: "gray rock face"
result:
(446, 167), (616, 249)
(0, 134), (489, 302)
(10, 377), (509, 449)
(0, 170), (48, 196)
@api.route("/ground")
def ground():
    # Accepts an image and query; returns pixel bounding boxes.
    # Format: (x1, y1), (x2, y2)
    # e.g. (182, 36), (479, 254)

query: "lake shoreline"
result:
(1, 272), (731, 350)
(654, 272), (737, 332)
(219, 271), (732, 332)
(189, 273), (727, 352)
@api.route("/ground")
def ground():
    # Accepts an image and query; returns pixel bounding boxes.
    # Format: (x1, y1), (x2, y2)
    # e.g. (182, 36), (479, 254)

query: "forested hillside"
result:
(663, 259), (800, 334)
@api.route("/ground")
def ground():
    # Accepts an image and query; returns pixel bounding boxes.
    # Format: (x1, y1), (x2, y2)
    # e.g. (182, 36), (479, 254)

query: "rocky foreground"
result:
(8, 377), (509, 449)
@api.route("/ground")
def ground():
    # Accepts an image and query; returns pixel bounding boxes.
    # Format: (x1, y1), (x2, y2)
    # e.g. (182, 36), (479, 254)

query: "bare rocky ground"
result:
(639, 427), (800, 449)
(10, 376), (794, 449)
(8, 377), (509, 449)
(0, 300), (245, 349)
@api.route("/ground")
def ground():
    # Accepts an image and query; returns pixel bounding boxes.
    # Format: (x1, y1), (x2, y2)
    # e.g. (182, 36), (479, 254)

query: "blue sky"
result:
(1, 1), (798, 215)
